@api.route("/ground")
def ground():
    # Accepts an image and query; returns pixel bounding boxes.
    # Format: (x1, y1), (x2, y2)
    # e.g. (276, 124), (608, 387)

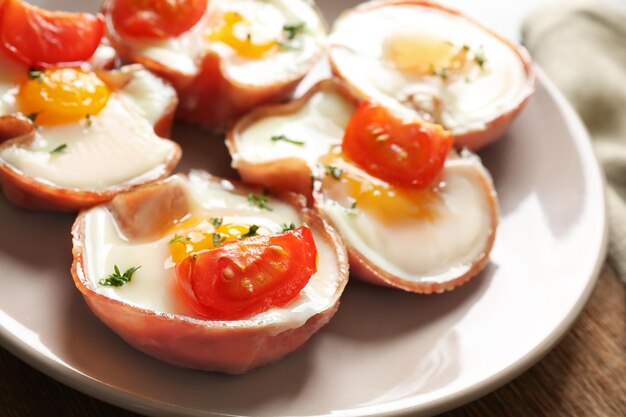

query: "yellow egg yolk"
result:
(168, 216), (268, 264)
(17, 68), (110, 126)
(207, 11), (278, 59)
(319, 153), (441, 225)
(385, 33), (470, 77)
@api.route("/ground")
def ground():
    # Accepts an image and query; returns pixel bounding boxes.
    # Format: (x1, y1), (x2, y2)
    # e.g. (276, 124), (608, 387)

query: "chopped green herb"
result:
(50, 144), (68, 155)
(474, 46), (487, 68)
(169, 233), (187, 244)
(280, 223), (296, 232)
(85, 114), (92, 127)
(347, 201), (359, 216)
(324, 165), (343, 180)
(212, 232), (226, 246)
(99, 265), (140, 287)
(271, 134), (304, 146)
(283, 22), (305, 40)
(28, 67), (43, 81)
(210, 217), (223, 228)
(431, 65), (449, 79)
(247, 192), (273, 211)
(25, 112), (38, 122)
(241, 224), (260, 239)
(462, 44), (470, 51)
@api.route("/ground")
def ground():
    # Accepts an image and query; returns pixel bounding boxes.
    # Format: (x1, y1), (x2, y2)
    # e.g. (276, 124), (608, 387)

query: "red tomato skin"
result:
(0, 0), (104, 66)
(343, 101), (454, 188)
(108, 0), (208, 39)
(176, 225), (318, 321)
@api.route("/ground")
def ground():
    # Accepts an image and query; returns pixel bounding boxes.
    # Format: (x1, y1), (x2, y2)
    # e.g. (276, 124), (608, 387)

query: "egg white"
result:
(0, 65), (178, 191)
(329, 4), (531, 135)
(82, 173), (342, 328)
(109, 0), (325, 84)
(235, 86), (355, 167)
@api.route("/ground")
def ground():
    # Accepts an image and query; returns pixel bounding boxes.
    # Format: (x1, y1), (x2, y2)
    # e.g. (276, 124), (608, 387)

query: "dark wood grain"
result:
(1, 266), (624, 417)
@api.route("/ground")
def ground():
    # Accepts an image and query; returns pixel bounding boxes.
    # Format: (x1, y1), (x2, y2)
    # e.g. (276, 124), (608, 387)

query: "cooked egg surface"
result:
(235, 88), (355, 166)
(329, 4), (530, 134)
(320, 153), (494, 283)
(0, 69), (177, 191)
(83, 174), (342, 328)
(111, 0), (325, 83)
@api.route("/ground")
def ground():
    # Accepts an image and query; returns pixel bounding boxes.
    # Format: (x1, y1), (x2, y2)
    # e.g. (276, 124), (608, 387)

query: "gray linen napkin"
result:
(523, 0), (626, 283)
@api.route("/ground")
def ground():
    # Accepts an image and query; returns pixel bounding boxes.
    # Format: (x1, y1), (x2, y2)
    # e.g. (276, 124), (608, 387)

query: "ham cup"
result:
(0, 0), (180, 211)
(227, 80), (498, 293)
(71, 171), (349, 374)
(0, 61), (181, 211)
(328, 0), (535, 150)
(102, 0), (326, 130)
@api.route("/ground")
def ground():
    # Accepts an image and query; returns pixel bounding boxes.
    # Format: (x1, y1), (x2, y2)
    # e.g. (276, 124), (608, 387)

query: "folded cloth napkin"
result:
(523, 0), (626, 283)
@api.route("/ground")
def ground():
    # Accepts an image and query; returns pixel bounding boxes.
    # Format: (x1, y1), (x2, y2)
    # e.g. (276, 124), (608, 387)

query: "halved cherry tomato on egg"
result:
(175, 225), (318, 320)
(109, 0), (208, 39)
(342, 101), (453, 188)
(0, 0), (104, 66)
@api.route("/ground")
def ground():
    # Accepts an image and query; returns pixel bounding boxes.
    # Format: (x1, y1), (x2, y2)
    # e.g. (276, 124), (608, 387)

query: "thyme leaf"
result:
(99, 265), (140, 287)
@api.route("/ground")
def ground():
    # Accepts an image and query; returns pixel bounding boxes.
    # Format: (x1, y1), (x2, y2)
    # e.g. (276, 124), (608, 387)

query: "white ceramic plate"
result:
(0, 1), (607, 416)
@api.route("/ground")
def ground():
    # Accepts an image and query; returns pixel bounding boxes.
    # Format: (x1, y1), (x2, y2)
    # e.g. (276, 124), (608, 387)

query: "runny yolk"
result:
(17, 68), (110, 126)
(320, 153), (442, 224)
(168, 216), (265, 264)
(207, 11), (277, 59)
(385, 33), (469, 77)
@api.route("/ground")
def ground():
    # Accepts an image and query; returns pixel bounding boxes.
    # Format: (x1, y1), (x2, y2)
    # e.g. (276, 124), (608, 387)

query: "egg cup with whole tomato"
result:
(71, 172), (349, 374)
(102, 0), (326, 130)
(328, 0), (535, 150)
(0, 0), (181, 211)
(228, 80), (498, 293)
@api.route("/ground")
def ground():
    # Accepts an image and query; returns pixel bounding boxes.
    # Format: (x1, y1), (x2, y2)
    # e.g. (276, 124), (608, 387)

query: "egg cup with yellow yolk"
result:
(0, 64), (180, 211)
(71, 171), (349, 373)
(328, 0), (535, 151)
(102, 0), (327, 131)
(227, 79), (498, 293)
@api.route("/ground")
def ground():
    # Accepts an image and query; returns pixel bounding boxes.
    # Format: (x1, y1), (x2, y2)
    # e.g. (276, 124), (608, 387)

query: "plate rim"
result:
(0, 66), (609, 417)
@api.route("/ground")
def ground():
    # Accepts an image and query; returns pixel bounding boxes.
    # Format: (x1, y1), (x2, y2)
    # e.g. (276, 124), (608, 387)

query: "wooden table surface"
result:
(0, 265), (624, 417)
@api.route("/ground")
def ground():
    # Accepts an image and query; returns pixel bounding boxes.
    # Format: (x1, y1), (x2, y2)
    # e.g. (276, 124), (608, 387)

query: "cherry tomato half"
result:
(175, 224), (318, 320)
(109, 0), (208, 39)
(0, 0), (104, 66)
(342, 101), (453, 188)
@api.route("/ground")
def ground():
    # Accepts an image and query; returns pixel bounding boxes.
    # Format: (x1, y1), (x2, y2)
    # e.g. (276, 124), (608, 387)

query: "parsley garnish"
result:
(24, 112), (39, 123)
(28, 67), (43, 81)
(280, 223), (296, 232)
(169, 233), (187, 244)
(283, 22), (305, 40)
(271, 134), (304, 146)
(474, 46), (487, 68)
(347, 201), (359, 216)
(324, 165), (343, 180)
(99, 265), (140, 287)
(50, 144), (68, 155)
(212, 232), (226, 246)
(247, 192), (273, 211)
(279, 22), (305, 51)
(241, 224), (260, 239)
(210, 217), (223, 228)
(431, 65), (449, 79)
